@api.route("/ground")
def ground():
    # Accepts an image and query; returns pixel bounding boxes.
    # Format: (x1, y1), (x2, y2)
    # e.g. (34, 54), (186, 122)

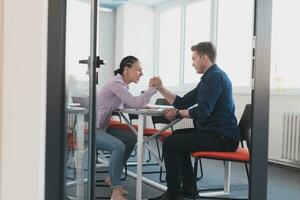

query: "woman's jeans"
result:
(107, 127), (137, 166)
(95, 128), (137, 188)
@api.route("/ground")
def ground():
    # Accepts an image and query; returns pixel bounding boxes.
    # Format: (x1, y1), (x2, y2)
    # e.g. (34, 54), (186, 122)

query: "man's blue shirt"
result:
(173, 64), (241, 141)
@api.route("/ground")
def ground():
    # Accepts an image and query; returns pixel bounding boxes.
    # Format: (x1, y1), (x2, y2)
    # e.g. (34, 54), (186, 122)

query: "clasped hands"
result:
(149, 76), (162, 90)
(163, 108), (177, 121)
(148, 76), (177, 121)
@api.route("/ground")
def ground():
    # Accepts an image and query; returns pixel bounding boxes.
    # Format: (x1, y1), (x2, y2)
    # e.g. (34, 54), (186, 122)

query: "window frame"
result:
(155, 0), (255, 94)
(155, 0), (217, 90)
(155, 0), (300, 96)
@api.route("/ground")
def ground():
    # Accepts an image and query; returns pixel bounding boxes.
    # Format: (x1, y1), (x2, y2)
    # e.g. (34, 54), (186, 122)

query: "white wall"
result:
(66, 1), (116, 95)
(268, 95), (300, 166)
(0, 0), (47, 199)
(98, 10), (116, 86)
(115, 3), (155, 95)
(235, 94), (300, 167)
(66, 0), (91, 83)
(0, 0), (4, 195)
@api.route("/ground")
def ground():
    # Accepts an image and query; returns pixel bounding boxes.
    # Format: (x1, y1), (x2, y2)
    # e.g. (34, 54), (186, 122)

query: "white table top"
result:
(117, 107), (168, 116)
(67, 106), (86, 113)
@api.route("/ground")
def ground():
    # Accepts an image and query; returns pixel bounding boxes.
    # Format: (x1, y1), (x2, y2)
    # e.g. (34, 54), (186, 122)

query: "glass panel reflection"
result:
(65, 0), (90, 199)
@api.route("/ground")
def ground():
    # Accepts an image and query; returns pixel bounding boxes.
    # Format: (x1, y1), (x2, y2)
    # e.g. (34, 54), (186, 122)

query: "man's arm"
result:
(151, 76), (197, 108)
(178, 109), (190, 118)
(150, 76), (176, 104)
(189, 73), (222, 121)
(157, 86), (176, 105)
(164, 108), (191, 121)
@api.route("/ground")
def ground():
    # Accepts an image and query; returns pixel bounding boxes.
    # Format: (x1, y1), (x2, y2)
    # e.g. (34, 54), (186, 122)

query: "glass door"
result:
(65, 0), (90, 199)
(65, 0), (100, 199)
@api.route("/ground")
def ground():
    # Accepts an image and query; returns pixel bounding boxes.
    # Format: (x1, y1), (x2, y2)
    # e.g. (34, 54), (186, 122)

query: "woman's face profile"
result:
(126, 61), (143, 84)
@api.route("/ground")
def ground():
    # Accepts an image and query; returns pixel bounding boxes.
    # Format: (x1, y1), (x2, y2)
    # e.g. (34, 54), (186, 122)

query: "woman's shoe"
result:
(105, 176), (129, 195)
(110, 194), (127, 200)
(111, 187), (128, 200)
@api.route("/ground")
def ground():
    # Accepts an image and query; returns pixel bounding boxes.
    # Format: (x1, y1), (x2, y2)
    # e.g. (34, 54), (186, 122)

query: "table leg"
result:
(136, 115), (145, 200)
(75, 113), (85, 199)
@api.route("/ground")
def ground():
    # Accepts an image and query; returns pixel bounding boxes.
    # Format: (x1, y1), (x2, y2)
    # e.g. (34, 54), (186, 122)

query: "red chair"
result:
(191, 104), (252, 199)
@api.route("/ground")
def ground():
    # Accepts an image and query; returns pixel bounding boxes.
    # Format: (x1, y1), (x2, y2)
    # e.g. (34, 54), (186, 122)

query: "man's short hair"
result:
(191, 41), (216, 63)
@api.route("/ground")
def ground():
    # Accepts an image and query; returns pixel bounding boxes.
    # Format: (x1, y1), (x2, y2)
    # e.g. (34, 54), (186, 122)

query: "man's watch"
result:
(175, 109), (181, 119)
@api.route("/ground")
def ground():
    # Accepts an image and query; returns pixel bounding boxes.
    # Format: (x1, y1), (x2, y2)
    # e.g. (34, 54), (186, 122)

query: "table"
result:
(117, 108), (181, 200)
(66, 106), (86, 199)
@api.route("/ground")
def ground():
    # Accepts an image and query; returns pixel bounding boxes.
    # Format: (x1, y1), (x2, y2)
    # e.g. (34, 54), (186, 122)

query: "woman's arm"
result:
(111, 81), (157, 108)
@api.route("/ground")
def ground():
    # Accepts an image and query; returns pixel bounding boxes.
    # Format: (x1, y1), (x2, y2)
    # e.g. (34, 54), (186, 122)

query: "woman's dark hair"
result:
(114, 55), (139, 76)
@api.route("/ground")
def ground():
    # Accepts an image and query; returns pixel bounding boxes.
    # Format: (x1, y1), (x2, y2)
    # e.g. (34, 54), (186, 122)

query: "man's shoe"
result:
(181, 187), (199, 199)
(148, 189), (182, 200)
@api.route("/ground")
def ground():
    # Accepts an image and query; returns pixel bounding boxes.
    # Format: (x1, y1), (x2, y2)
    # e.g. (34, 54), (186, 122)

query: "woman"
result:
(96, 55), (157, 200)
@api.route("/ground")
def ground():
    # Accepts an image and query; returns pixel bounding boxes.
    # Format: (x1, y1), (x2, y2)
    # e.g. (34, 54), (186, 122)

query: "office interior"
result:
(0, 0), (300, 200)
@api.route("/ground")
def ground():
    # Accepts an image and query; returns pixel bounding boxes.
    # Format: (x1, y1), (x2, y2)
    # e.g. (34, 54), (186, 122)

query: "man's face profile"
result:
(192, 51), (205, 74)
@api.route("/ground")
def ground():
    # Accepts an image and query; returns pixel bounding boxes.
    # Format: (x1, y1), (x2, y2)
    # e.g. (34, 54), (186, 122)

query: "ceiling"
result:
(99, 0), (173, 9)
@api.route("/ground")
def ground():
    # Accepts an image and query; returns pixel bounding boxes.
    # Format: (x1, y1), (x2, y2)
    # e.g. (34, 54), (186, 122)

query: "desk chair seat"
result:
(67, 129), (78, 150)
(192, 147), (250, 162)
(109, 120), (173, 138)
(143, 128), (173, 139)
(191, 104), (251, 200)
(108, 120), (138, 130)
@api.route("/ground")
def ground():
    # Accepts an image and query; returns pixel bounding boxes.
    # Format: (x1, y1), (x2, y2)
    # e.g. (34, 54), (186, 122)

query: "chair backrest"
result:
(128, 113), (138, 123)
(151, 98), (173, 130)
(238, 104), (252, 150)
(72, 96), (89, 108)
(112, 111), (122, 122)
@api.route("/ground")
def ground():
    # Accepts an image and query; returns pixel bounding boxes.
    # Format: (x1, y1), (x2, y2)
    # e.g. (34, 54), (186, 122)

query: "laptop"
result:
(72, 96), (89, 108)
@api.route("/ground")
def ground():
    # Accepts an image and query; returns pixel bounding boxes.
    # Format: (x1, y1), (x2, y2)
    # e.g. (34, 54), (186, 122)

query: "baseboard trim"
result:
(268, 159), (300, 170)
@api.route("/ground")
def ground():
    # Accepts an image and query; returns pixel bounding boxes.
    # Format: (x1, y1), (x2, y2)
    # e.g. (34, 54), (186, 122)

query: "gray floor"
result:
(125, 158), (300, 200)
(66, 144), (300, 200)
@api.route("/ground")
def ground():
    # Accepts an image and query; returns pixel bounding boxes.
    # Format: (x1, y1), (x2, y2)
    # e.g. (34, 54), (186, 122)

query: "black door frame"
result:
(45, 0), (273, 199)
(45, 0), (67, 199)
(250, 0), (272, 199)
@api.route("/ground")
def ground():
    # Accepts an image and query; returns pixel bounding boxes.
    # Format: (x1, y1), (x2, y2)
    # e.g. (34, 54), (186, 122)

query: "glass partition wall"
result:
(46, 0), (272, 199)
(267, 0), (300, 199)
(65, 0), (91, 199)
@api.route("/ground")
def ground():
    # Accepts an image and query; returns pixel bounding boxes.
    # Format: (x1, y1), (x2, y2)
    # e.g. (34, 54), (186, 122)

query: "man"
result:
(149, 41), (240, 200)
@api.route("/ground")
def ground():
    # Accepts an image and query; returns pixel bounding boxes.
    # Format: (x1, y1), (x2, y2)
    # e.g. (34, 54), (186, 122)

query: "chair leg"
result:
(145, 141), (152, 162)
(193, 158), (199, 200)
(121, 164), (127, 180)
(193, 160), (249, 200)
(156, 137), (162, 160)
(245, 163), (250, 183)
(66, 145), (76, 180)
(196, 158), (204, 180)
(156, 137), (167, 182)
(159, 166), (165, 182)
(159, 153), (166, 182)
(222, 161), (231, 194)
(131, 147), (137, 157)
